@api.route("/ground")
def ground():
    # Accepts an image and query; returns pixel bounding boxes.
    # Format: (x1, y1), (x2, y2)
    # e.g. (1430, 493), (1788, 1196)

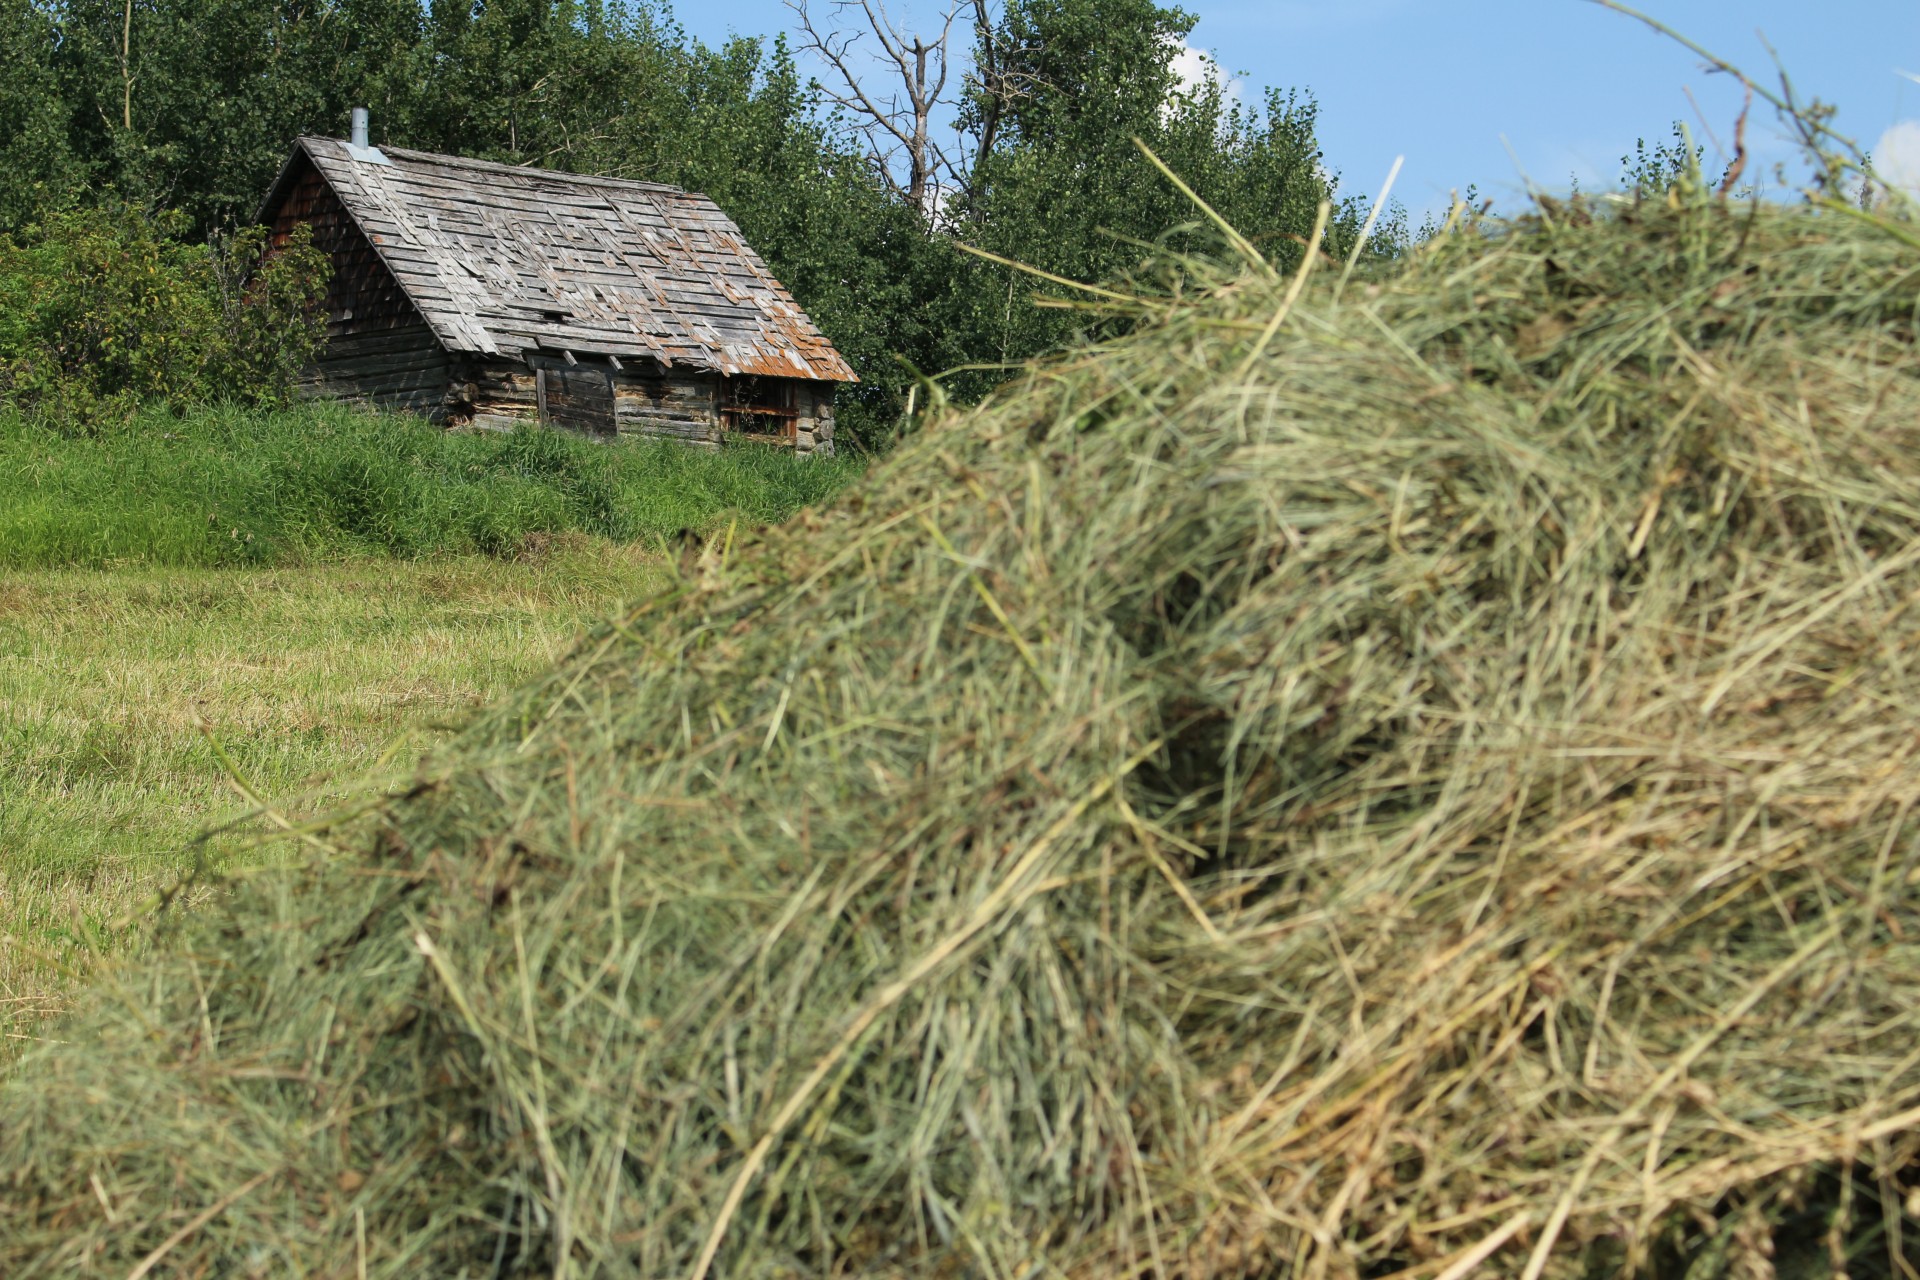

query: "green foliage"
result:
(1, 0), (1389, 445)
(50, 0), (425, 231)
(938, 0), (1378, 397)
(0, 206), (214, 421)
(0, 403), (863, 567)
(207, 225), (333, 403)
(1620, 122), (1710, 198)
(0, 0), (79, 229)
(0, 207), (327, 426)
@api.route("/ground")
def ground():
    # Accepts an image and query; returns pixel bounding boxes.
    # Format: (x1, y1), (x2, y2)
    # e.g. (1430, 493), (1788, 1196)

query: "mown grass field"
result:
(0, 542), (664, 1041)
(0, 406), (861, 1044)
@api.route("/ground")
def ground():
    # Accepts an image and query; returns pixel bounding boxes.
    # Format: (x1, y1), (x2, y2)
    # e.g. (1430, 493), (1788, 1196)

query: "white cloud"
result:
(1873, 120), (1920, 201)
(1168, 41), (1244, 108)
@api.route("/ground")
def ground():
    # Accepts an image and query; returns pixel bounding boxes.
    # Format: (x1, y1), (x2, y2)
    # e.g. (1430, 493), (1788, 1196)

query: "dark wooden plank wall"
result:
(540, 361), (618, 435)
(276, 157), (454, 419)
(271, 160), (421, 342)
(299, 324), (450, 419)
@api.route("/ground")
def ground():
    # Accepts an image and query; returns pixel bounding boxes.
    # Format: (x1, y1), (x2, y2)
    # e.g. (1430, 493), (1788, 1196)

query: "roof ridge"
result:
(293, 136), (700, 198)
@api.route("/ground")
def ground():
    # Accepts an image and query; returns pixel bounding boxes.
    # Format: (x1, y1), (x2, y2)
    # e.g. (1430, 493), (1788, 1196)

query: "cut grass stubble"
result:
(0, 544), (663, 1043)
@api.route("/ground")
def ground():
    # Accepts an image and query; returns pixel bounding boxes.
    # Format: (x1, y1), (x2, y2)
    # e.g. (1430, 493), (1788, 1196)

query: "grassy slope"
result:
(0, 403), (862, 567)
(0, 542), (662, 1039)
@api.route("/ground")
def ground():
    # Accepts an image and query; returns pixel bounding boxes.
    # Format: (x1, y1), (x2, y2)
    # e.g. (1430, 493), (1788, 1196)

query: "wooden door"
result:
(535, 359), (615, 435)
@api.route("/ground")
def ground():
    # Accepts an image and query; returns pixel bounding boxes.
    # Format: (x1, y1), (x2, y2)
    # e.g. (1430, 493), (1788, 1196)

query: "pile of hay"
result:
(6, 191), (1920, 1279)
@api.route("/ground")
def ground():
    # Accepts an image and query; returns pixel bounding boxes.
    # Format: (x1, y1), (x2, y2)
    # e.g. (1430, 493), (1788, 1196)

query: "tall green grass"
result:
(0, 404), (862, 567)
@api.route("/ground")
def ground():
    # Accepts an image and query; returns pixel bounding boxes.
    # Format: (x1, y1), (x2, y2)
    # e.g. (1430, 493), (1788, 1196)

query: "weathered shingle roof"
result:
(262, 137), (856, 383)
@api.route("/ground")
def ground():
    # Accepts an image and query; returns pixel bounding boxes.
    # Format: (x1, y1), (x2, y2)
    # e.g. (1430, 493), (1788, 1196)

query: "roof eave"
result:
(251, 137), (321, 227)
(297, 138), (487, 357)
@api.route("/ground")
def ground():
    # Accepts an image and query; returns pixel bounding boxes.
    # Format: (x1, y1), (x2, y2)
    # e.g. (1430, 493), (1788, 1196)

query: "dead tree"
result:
(938, 1), (1040, 218)
(788, 0), (964, 216)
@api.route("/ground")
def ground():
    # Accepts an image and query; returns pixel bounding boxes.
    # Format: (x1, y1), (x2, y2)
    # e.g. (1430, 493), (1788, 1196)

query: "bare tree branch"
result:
(788, 0), (965, 217)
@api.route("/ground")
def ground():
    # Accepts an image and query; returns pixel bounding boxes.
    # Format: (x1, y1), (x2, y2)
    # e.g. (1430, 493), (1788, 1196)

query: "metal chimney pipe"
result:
(350, 107), (369, 149)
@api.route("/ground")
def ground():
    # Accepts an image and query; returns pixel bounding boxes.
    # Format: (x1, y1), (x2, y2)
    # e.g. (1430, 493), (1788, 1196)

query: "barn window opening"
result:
(722, 378), (798, 442)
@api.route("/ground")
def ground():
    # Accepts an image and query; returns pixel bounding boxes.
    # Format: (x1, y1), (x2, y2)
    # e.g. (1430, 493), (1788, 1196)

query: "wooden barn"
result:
(256, 117), (856, 453)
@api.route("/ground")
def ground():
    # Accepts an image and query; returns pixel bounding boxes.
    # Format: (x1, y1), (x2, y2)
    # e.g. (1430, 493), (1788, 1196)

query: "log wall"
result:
(615, 370), (724, 446)
(454, 357), (725, 446)
(452, 359), (535, 432)
(443, 362), (837, 454)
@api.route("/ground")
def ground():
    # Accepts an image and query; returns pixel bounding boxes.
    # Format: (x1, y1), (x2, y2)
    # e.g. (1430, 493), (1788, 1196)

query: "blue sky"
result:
(666, 0), (1920, 220)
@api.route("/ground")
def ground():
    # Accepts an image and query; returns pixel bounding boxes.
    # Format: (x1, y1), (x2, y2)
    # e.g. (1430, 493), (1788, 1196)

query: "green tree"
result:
(937, 0), (1370, 393)
(0, 0), (81, 229)
(0, 206), (328, 425)
(49, 0), (423, 231)
(749, 0), (1386, 419)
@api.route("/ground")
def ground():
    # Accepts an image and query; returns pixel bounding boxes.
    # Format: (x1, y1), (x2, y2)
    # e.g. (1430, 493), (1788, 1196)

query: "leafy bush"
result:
(0, 205), (327, 427)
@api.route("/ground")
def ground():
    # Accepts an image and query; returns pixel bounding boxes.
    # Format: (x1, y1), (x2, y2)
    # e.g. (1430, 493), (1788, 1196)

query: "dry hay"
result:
(6, 190), (1920, 1279)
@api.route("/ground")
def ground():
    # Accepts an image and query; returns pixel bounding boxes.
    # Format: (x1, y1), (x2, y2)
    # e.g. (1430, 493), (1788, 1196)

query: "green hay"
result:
(6, 191), (1920, 1279)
